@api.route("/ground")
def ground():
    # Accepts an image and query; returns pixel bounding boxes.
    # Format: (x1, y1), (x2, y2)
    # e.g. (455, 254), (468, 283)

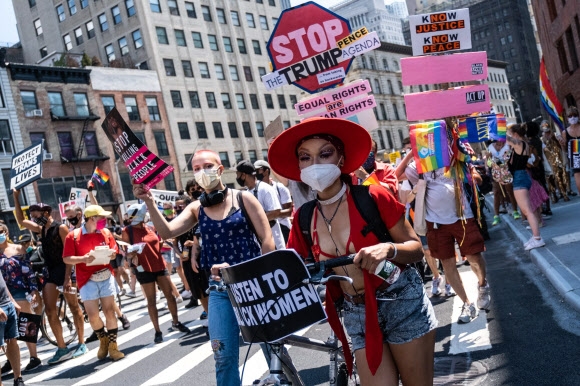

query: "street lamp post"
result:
(510, 98), (524, 123)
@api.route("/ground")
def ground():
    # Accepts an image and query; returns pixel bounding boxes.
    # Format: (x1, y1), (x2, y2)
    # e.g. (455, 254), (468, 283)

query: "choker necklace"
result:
(317, 183), (347, 206)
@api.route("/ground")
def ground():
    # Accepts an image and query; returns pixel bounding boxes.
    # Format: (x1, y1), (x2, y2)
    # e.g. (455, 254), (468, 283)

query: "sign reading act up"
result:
(409, 8), (471, 56)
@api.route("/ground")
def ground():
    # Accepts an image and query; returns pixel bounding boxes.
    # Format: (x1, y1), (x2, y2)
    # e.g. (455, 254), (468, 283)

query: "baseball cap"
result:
(17, 233), (32, 243)
(84, 205), (112, 218)
(254, 160), (271, 170)
(236, 160), (255, 175)
(127, 203), (148, 225)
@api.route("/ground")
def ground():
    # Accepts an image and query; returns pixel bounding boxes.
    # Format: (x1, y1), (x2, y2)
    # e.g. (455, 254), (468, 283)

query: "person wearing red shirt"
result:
(351, 140), (399, 196)
(62, 205), (124, 362)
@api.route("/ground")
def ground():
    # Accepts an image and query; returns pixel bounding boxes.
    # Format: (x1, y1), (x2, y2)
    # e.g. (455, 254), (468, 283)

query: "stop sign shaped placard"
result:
(267, 2), (352, 94)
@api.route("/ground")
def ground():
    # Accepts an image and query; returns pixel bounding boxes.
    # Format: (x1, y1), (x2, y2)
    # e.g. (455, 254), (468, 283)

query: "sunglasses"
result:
(568, 114), (579, 118)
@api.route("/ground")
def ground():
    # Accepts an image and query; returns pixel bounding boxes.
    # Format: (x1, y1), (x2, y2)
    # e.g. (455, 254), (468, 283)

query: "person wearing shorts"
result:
(0, 273), (24, 386)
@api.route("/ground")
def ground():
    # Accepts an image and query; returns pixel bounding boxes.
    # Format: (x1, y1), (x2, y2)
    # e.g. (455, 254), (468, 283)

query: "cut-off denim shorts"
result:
(343, 267), (438, 351)
(512, 170), (532, 191)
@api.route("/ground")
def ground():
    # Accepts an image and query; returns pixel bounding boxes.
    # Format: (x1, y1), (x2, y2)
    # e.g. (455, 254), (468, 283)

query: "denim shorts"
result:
(512, 170), (532, 190)
(79, 276), (116, 301)
(0, 303), (18, 346)
(343, 268), (437, 351)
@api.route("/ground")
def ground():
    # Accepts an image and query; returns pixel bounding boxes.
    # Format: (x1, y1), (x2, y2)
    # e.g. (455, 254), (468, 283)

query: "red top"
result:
(350, 162), (399, 196)
(127, 226), (166, 273)
(288, 184), (405, 376)
(63, 228), (117, 290)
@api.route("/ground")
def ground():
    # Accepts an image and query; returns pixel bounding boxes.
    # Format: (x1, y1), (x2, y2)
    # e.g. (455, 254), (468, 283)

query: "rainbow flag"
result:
(92, 167), (110, 185)
(409, 120), (450, 174)
(496, 114), (506, 139)
(539, 57), (565, 130)
(362, 172), (380, 186)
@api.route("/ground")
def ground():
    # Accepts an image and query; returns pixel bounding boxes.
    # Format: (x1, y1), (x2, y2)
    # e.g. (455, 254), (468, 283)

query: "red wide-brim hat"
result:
(268, 117), (372, 181)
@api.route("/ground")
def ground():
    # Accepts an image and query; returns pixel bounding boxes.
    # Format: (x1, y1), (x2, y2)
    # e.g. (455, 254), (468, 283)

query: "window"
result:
(382, 58), (389, 70)
(111, 6), (121, 24)
(199, 62), (210, 78)
(245, 94), (259, 110)
(242, 122), (252, 137)
(101, 96), (115, 114)
(192, 32), (203, 48)
(213, 122), (224, 138)
(234, 150), (242, 163)
(252, 40), (262, 55)
(258, 67), (267, 77)
(150, 0), (161, 13)
(170, 90), (182, 107)
(566, 27), (579, 71)
(229, 65), (239, 81)
(134, 132), (146, 145)
(185, 1), (196, 17)
(181, 60), (193, 77)
(248, 150), (257, 163)
(236, 94), (246, 109)
(246, 13), (256, 28)
(223, 37), (233, 52)
(206, 92), (217, 108)
(196, 122), (208, 138)
(163, 59), (176, 76)
(231, 11), (240, 26)
(175, 29), (186, 46)
(380, 103), (387, 120)
(221, 93), (232, 109)
(30, 133), (47, 152)
(237, 39), (247, 54)
(56, 5), (66, 22)
(58, 132), (75, 160)
(208, 35), (218, 51)
(74, 93), (89, 116)
(168, 0), (179, 16)
(228, 122), (239, 138)
(154, 131), (169, 156)
(386, 131), (393, 149)
(0, 121), (13, 155)
(48, 92), (65, 116)
(289, 95), (297, 106)
(277, 95), (287, 109)
(132, 29), (143, 49)
(189, 91), (200, 108)
(164, 172), (176, 191)
(178, 122), (190, 139)
(184, 154), (194, 171)
(124, 97), (141, 120)
(118, 37), (129, 55)
(387, 80), (394, 95)
(146, 97), (161, 121)
(122, 0), (135, 16)
(262, 149), (268, 161)
(34, 19), (42, 36)
(259, 15), (269, 30)
(219, 152), (230, 167)
(256, 122), (264, 137)
(29, 0), (36, 7)
(74, 28), (83, 45)
(370, 57), (376, 70)
(86, 21), (95, 39)
(63, 34), (72, 51)
(201, 6), (211, 21)
(264, 94), (274, 109)
(83, 132), (99, 157)
(217, 8), (226, 24)
(557, 38), (569, 74)
(67, 0), (77, 15)
(215, 64), (225, 80)
(156, 27), (168, 44)
(392, 104), (400, 120)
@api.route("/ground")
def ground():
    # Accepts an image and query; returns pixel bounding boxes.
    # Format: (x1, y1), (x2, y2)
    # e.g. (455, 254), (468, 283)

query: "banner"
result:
(401, 51), (487, 85)
(458, 114), (506, 142)
(150, 189), (179, 209)
(221, 249), (325, 343)
(409, 8), (471, 56)
(69, 188), (89, 202)
(17, 311), (41, 343)
(10, 141), (44, 190)
(410, 120), (451, 174)
(101, 108), (174, 190)
(539, 57), (565, 131)
(58, 199), (87, 220)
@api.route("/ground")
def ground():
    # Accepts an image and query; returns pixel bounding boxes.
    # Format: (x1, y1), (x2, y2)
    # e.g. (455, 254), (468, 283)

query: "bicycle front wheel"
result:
(40, 296), (78, 347)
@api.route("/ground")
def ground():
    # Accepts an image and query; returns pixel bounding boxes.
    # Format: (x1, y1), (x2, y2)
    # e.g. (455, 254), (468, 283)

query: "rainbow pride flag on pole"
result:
(459, 114), (506, 142)
(409, 120), (450, 174)
(539, 57), (565, 130)
(92, 167), (110, 185)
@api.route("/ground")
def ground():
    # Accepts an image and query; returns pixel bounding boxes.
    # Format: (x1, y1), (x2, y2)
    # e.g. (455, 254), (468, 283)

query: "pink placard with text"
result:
(294, 80), (371, 116)
(401, 51), (488, 86)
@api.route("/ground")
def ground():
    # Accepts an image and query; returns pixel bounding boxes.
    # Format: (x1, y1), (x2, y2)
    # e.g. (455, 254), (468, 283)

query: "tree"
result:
(81, 52), (92, 67)
(91, 56), (102, 66)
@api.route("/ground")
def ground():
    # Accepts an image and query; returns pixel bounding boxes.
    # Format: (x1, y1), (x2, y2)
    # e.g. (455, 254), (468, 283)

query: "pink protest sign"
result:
(401, 51), (487, 86)
(301, 95), (376, 119)
(294, 79), (371, 116)
(404, 84), (490, 121)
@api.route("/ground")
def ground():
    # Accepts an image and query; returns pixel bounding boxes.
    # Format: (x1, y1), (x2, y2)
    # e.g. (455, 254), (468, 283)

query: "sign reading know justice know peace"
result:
(408, 8), (471, 56)
(221, 250), (326, 343)
(10, 141), (44, 190)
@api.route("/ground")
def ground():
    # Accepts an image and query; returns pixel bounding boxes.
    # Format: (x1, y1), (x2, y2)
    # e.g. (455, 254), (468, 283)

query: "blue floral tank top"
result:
(198, 207), (261, 269)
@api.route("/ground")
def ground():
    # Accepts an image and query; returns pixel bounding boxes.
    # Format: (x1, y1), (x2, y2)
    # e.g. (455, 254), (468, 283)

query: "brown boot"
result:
(108, 342), (125, 361)
(97, 336), (109, 360)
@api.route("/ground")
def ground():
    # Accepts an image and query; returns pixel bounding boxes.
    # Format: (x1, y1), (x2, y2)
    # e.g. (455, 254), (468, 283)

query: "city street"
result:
(3, 208), (580, 386)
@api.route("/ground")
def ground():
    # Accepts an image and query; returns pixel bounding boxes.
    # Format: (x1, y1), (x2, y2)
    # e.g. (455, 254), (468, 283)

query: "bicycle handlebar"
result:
(305, 254), (355, 284)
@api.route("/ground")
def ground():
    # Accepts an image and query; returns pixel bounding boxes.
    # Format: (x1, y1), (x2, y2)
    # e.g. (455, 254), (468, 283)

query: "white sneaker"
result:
(524, 237), (545, 251)
(181, 290), (192, 299)
(155, 292), (161, 303)
(458, 303), (478, 324)
(431, 277), (442, 296)
(125, 290), (137, 298)
(477, 283), (490, 310)
(175, 295), (184, 303)
(445, 284), (455, 297)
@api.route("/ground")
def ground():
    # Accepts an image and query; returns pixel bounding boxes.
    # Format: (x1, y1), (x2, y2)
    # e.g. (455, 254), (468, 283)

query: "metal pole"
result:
(115, 158), (126, 215)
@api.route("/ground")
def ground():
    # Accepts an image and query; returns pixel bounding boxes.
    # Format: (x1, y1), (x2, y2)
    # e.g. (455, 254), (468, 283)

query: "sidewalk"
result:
(493, 194), (580, 313)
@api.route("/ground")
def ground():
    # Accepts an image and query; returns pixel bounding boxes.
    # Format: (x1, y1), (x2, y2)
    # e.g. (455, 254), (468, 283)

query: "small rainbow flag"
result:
(572, 139), (580, 153)
(409, 120), (450, 174)
(539, 57), (565, 130)
(92, 167), (110, 185)
(362, 172), (380, 186)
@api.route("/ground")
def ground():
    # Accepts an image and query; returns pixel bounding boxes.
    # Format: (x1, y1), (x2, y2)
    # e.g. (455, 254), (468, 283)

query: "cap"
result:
(84, 205), (112, 218)
(29, 203), (52, 213)
(236, 160), (255, 175)
(127, 203), (148, 225)
(254, 160), (271, 170)
(17, 234), (32, 243)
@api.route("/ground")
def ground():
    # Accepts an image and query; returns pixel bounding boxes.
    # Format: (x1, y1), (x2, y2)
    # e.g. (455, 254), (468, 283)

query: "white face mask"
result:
(194, 168), (221, 190)
(568, 116), (579, 125)
(300, 163), (341, 192)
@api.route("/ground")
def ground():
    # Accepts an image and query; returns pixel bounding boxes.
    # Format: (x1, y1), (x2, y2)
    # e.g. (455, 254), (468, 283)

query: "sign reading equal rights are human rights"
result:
(408, 8), (471, 56)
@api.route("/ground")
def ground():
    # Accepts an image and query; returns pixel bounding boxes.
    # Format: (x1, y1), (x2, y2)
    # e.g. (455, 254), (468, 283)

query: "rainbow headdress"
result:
(409, 120), (451, 174)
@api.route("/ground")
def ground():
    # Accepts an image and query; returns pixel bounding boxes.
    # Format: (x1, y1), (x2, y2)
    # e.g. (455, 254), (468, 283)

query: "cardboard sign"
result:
(409, 8), (471, 56)
(13, 206), (30, 231)
(150, 189), (179, 209)
(10, 142), (43, 190)
(58, 199), (86, 220)
(101, 108), (174, 189)
(265, 116), (284, 144)
(404, 84), (490, 121)
(409, 120), (451, 174)
(17, 311), (41, 343)
(389, 151), (402, 164)
(401, 51), (487, 85)
(69, 188), (89, 202)
(220, 249), (325, 343)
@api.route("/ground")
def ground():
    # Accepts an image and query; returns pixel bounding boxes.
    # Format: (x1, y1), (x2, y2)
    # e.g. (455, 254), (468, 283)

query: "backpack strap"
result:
(350, 185), (393, 243)
(125, 225), (134, 245)
(298, 200), (317, 259)
(237, 191), (262, 245)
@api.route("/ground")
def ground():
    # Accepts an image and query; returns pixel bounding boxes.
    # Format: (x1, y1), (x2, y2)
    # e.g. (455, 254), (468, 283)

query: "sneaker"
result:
(72, 343), (88, 358)
(513, 211), (521, 220)
(175, 295), (184, 304)
(200, 311), (208, 320)
(118, 314), (131, 330)
(48, 347), (73, 365)
(1, 360), (12, 375)
(24, 356), (42, 372)
(118, 289), (126, 297)
(155, 292), (161, 303)
(569, 191), (577, 196)
(13, 377), (24, 386)
(492, 215), (501, 226)
(185, 298), (199, 309)
(181, 290), (192, 299)
(477, 283), (491, 310)
(526, 222), (545, 229)
(445, 284), (455, 297)
(431, 277), (442, 296)
(125, 290), (137, 298)
(154, 331), (163, 344)
(86, 331), (98, 343)
(171, 321), (191, 333)
(541, 213), (551, 220)
(458, 303), (478, 324)
(525, 237), (546, 251)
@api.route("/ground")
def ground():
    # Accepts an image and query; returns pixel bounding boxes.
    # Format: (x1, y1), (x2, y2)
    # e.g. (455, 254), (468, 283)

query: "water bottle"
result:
(374, 260), (401, 284)
(25, 292), (38, 309)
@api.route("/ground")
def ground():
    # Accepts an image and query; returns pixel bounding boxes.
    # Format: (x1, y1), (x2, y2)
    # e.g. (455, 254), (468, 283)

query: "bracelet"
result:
(386, 242), (397, 260)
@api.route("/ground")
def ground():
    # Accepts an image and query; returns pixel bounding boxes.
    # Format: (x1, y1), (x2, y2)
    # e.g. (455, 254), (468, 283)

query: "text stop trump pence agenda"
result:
(409, 8), (472, 56)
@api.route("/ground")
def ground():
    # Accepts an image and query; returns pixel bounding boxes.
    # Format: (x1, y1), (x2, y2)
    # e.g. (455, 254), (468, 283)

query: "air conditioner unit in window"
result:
(33, 109), (43, 117)
(43, 152), (53, 160)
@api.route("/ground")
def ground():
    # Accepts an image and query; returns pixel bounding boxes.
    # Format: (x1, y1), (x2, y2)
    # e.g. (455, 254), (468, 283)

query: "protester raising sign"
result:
(101, 108), (174, 189)
(221, 250), (325, 343)
(10, 141), (44, 190)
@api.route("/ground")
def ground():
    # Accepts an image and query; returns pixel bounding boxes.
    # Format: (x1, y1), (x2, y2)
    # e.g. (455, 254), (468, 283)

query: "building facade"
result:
(486, 60), (517, 125)
(531, 0), (579, 110)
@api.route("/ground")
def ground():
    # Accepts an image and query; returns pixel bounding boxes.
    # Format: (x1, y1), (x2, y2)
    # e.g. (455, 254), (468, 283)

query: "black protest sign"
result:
(17, 311), (41, 343)
(101, 108), (174, 189)
(10, 141), (43, 190)
(221, 249), (326, 343)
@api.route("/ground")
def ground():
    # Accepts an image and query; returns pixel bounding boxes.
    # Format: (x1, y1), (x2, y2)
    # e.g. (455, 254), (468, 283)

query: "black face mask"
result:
(362, 152), (376, 174)
(175, 209), (183, 215)
(236, 177), (245, 186)
(123, 219), (131, 226)
(33, 216), (48, 226)
(191, 190), (202, 200)
(255, 172), (265, 181)
(68, 216), (80, 226)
